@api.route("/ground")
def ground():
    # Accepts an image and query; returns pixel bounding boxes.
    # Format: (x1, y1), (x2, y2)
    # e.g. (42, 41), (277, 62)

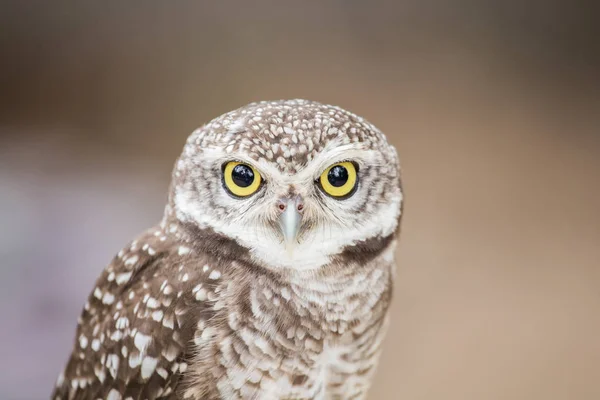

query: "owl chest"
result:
(188, 267), (391, 399)
(257, 343), (359, 400)
(212, 297), (379, 399)
(222, 324), (364, 400)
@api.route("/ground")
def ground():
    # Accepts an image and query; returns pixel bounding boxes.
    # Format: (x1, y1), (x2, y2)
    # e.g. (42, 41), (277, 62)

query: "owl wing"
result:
(51, 226), (211, 400)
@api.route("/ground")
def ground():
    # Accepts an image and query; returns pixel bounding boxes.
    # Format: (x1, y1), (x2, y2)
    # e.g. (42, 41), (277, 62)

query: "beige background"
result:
(1, 1), (598, 399)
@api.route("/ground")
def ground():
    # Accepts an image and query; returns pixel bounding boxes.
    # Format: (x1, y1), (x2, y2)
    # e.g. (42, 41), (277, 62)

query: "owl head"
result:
(167, 100), (403, 270)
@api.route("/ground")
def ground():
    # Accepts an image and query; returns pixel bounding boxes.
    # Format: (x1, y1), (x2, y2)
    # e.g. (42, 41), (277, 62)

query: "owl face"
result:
(170, 100), (403, 270)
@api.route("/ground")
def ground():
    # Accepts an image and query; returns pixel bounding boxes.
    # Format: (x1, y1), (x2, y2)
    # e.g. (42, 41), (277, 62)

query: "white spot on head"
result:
(228, 116), (247, 133)
(79, 335), (88, 349)
(91, 339), (101, 351)
(93, 287), (102, 299)
(208, 270), (221, 280)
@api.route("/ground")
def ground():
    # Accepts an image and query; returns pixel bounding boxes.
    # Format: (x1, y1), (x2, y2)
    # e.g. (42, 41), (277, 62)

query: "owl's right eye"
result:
(222, 161), (262, 197)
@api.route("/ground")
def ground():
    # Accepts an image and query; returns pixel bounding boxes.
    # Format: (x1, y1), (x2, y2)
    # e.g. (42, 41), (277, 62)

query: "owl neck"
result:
(246, 243), (395, 331)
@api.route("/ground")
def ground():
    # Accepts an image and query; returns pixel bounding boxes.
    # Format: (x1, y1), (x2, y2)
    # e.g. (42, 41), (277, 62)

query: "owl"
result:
(51, 99), (404, 400)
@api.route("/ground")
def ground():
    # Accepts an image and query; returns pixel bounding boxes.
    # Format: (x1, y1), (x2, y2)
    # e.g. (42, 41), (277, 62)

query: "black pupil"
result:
(232, 164), (254, 187)
(327, 165), (349, 187)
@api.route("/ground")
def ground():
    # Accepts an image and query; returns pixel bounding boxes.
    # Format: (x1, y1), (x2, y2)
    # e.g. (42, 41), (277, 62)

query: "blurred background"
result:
(1, 1), (598, 399)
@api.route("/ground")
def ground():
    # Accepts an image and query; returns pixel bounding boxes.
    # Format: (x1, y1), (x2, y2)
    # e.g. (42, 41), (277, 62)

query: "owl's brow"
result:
(301, 147), (379, 181)
(201, 148), (281, 180)
(199, 143), (379, 182)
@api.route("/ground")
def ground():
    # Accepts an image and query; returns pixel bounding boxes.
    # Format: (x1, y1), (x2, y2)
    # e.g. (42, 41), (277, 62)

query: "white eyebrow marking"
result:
(305, 145), (378, 181)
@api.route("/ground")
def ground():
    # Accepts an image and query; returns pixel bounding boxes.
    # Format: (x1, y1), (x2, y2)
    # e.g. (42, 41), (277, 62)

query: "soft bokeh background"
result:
(1, 1), (598, 399)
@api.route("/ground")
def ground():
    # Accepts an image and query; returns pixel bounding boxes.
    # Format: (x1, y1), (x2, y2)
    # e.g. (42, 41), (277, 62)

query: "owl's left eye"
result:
(318, 161), (358, 199)
(223, 161), (262, 197)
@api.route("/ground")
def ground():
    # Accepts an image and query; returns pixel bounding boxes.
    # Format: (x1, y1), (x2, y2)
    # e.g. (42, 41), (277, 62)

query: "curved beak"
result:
(278, 197), (303, 253)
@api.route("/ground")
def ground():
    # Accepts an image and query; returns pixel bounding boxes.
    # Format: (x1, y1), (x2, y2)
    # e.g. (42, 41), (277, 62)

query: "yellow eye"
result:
(319, 161), (358, 198)
(223, 161), (262, 197)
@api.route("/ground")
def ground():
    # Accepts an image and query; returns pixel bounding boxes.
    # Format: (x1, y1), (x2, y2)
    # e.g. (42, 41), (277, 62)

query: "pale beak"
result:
(278, 197), (303, 253)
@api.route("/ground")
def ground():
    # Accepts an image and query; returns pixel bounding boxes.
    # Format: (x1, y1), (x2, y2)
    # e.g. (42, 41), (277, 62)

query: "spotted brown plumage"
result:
(52, 99), (403, 399)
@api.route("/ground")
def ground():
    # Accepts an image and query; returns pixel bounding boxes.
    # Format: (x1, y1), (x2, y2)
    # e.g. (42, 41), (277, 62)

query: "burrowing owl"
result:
(52, 99), (404, 400)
